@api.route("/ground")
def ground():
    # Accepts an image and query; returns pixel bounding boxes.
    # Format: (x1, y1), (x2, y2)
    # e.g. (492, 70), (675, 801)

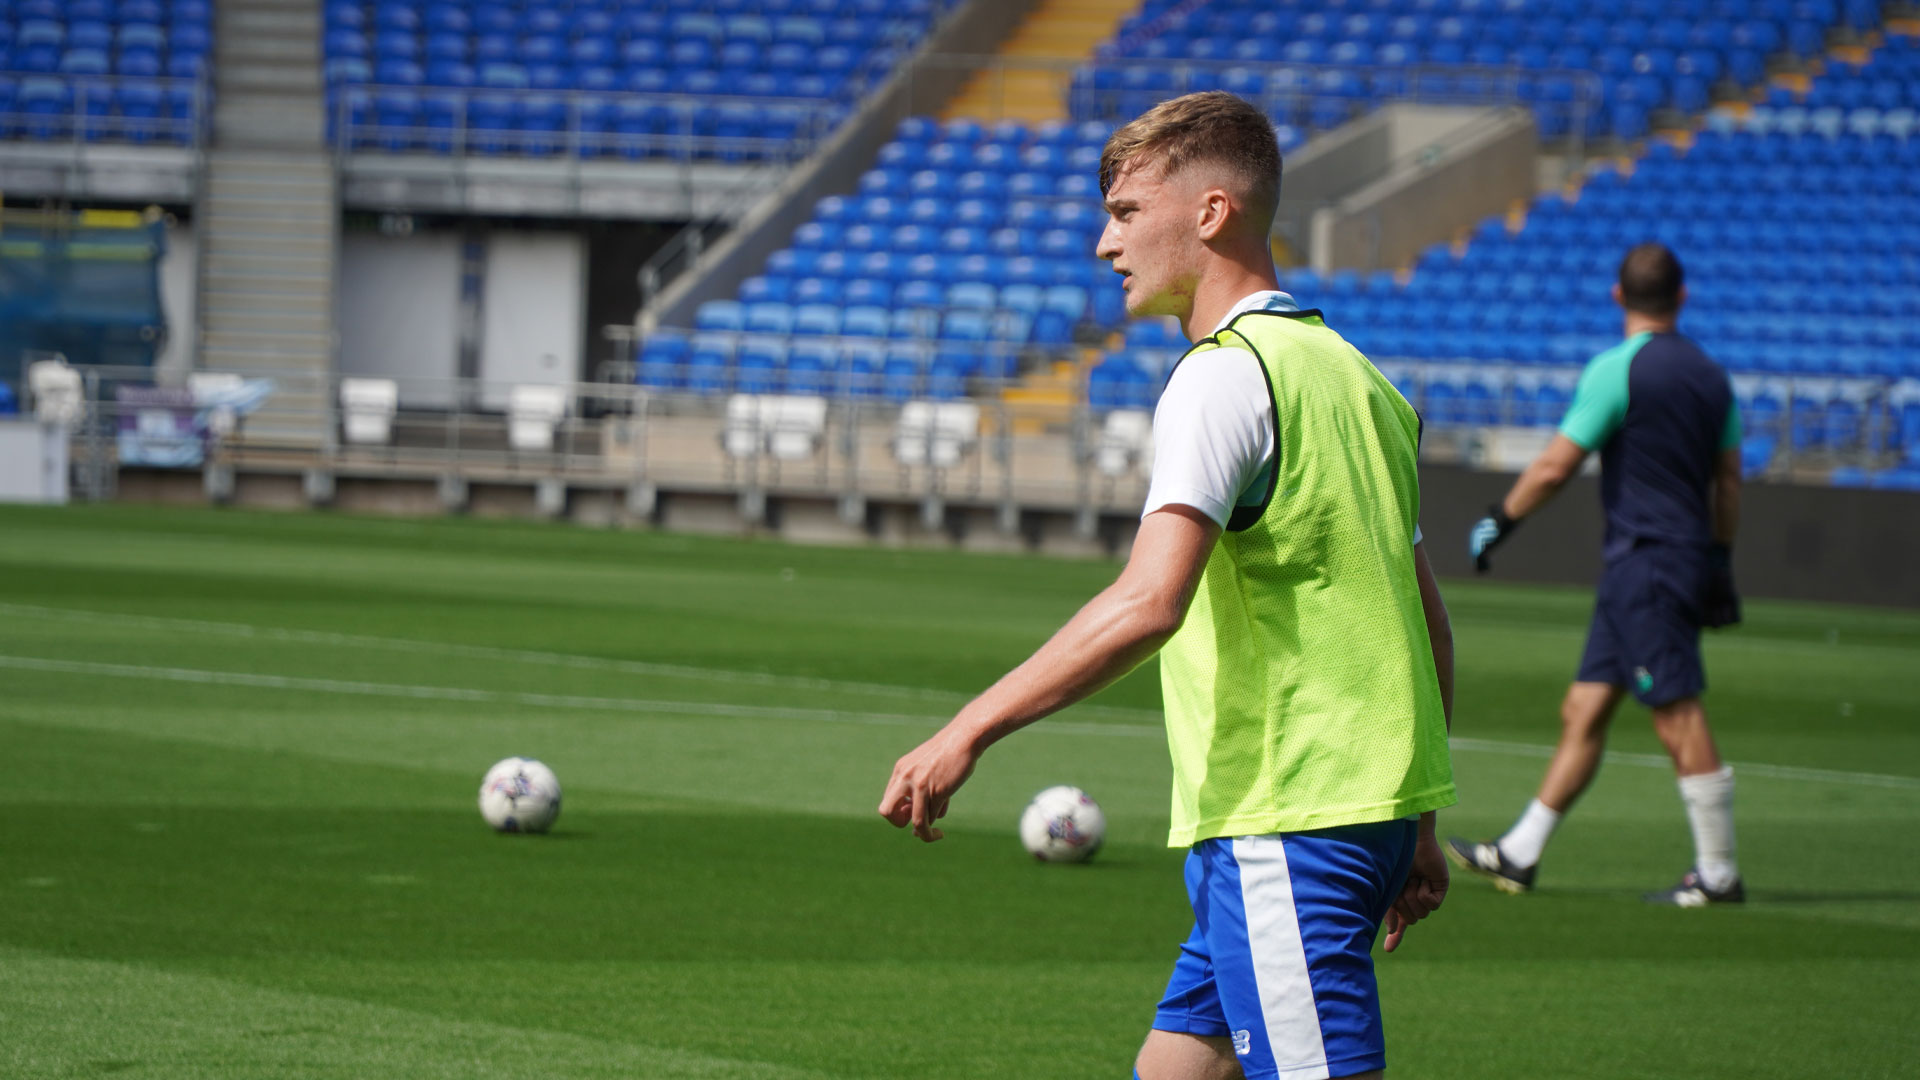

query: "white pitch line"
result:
(1447, 737), (1920, 792)
(0, 601), (1154, 722)
(0, 654), (1160, 739)
(5, 652), (1917, 792)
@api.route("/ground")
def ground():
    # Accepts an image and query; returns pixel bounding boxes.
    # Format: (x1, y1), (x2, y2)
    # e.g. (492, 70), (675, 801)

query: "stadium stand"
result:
(646, 0), (1894, 435)
(1091, 0), (1886, 143)
(0, 0), (212, 144)
(1340, 22), (1919, 483)
(321, 0), (955, 158)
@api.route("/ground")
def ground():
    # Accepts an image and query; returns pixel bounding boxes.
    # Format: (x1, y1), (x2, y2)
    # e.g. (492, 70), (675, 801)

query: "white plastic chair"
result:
(507, 384), (567, 451)
(765, 395), (827, 461)
(340, 378), (399, 445)
(1095, 408), (1154, 477)
(26, 359), (84, 426)
(722, 394), (764, 459)
(894, 400), (980, 468)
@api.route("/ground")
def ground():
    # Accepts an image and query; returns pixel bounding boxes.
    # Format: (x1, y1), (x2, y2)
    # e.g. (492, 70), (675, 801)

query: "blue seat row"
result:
(1086, 0), (1869, 143)
(320, 0), (954, 156)
(0, 73), (200, 143)
(636, 331), (1006, 402)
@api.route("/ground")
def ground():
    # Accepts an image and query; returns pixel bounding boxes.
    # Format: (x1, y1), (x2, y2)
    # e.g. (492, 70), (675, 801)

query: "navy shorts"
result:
(1153, 820), (1417, 1080)
(1576, 544), (1708, 707)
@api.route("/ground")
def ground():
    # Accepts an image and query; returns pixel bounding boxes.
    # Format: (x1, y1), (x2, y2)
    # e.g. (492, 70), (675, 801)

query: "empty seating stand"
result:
(1088, 0), (1873, 143)
(322, 0), (952, 158)
(0, 0), (212, 144)
(636, 115), (1116, 401)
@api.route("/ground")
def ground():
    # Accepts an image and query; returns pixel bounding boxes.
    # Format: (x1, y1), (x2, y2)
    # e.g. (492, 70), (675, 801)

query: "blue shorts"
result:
(1153, 819), (1417, 1080)
(1577, 544), (1708, 707)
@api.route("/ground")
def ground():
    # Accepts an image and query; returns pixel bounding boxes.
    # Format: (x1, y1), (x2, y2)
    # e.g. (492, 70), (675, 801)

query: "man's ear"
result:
(1195, 188), (1234, 241)
(1610, 282), (1624, 309)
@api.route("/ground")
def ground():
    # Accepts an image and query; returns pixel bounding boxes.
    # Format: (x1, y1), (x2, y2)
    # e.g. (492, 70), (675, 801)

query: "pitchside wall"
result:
(1416, 465), (1920, 609)
(112, 463), (1920, 608)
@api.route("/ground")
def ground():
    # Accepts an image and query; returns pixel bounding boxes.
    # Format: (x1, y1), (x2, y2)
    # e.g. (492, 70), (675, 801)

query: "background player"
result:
(1451, 243), (1745, 906)
(878, 92), (1456, 1080)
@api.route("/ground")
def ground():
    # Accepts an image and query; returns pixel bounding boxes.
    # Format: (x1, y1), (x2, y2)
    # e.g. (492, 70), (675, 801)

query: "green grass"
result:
(1, 503), (1916, 1079)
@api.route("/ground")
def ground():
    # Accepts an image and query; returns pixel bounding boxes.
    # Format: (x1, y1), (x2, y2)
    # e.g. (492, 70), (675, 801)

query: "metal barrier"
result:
(329, 87), (841, 164)
(51, 362), (1154, 521)
(38, 360), (1916, 514)
(0, 72), (210, 148)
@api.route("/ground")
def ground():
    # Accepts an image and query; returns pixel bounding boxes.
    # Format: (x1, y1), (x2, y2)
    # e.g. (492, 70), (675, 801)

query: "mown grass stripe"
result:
(7, 652), (1915, 791)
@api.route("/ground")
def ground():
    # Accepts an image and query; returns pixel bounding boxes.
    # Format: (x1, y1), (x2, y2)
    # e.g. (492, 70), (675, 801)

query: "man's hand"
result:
(1383, 818), (1448, 953)
(877, 722), (983, 843)
(1703, 543), (1741, 628)
(1468, 503), (1518, 573)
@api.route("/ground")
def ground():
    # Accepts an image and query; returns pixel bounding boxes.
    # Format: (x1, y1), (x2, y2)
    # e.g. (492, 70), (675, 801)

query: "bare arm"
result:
(1412, 541), (1452, 732)
(1501, 434), (1591, 521)
(878, 505), (1221, 841)
(1712, 446), (1741, 546)
(1385, 541), (1454, 953)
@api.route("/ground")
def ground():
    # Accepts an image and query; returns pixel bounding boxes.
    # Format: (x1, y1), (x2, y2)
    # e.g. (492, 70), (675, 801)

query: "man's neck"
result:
(1623, 313), (1678, 338)
(1181, 260), (1283, 341)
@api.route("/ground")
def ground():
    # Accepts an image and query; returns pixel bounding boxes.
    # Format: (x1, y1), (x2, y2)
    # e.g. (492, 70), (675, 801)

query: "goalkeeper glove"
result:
(1468, 504), (1518, 573)
(1703, 543), (1742, 628)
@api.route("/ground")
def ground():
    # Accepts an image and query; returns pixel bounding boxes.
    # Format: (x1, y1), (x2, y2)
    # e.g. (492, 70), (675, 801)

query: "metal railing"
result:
(328, 87), (841, 164)
(631, 14), (945, 309)
(31, 360), (1918, 515)
(0, 72), (211, 149)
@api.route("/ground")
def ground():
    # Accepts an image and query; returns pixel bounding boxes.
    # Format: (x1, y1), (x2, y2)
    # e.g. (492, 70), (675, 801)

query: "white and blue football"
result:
(478, 757), (562, 834)
(1019, 785), (1106, 862)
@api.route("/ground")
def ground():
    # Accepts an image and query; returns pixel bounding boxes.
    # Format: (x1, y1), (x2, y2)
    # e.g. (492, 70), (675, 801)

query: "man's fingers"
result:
(1382, 910), (1406, 953)
(877, 771), (910, 826)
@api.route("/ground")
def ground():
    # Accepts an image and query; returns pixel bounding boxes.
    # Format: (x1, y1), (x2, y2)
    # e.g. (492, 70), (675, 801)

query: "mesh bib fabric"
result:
(1158, 309), (1455, 846)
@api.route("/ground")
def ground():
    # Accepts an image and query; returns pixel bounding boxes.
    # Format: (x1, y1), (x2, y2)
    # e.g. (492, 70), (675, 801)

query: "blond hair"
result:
(1098, 92), (1282, 232)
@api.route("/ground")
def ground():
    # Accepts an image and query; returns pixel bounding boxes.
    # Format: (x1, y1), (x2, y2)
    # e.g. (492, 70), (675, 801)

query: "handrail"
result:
(633, 10), (943, 313)
(0, 69), (211, 150)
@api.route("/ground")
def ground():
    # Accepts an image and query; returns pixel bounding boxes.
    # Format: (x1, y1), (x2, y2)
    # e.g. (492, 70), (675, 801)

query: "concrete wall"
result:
(1304, 106), (1537, 273)
(640, 0), (1041, 332)
(338, 231), (464, 407)
(107, 458), (1920, 608)
(479, 230), (586, 409)
(1415, 464), (1920, 608)
(156, 219), (198, 384)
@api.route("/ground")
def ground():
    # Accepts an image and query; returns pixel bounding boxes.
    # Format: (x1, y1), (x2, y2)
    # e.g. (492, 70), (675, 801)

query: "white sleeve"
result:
(1141, 347), (1273, 528)
(1140, 345), (1429, 547)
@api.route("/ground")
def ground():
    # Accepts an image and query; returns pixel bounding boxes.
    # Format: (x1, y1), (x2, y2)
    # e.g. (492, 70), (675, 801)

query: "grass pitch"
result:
(1, 503), (1916, 1079)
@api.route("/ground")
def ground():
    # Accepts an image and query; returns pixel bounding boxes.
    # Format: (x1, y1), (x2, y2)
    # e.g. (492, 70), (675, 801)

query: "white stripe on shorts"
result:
(1232, 835), (1332, 1080)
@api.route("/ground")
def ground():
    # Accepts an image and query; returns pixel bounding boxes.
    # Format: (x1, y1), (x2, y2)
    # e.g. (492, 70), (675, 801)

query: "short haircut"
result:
(1617, 242), (1684, 316)
(1099, 92), (1282, 233)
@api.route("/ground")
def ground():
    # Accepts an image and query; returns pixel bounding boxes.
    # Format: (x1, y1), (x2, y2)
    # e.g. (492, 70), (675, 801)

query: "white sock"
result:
(1496, 799), (1562, 869)
(1679, 765), (1738, 891)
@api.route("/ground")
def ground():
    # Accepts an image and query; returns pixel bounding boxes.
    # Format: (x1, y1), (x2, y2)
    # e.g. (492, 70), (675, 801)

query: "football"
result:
(478, 757), (562, 833)
(1019, 785), (1106, 862)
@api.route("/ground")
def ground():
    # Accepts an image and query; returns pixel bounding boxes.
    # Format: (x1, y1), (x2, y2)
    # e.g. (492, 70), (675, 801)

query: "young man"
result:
(1451, 243), (1745, 907)
(878, 93), (1457, 1080)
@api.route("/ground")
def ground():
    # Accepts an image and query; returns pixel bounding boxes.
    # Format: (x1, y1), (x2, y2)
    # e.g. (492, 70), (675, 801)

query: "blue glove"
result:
(1469, 504), (1518, 573)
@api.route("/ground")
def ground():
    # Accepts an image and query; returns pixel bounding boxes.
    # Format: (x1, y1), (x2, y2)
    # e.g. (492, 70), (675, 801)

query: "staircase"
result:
(1000, 348), (1108, 435)
(196, 0), (337, 448)
(944, 0), (1138, 125)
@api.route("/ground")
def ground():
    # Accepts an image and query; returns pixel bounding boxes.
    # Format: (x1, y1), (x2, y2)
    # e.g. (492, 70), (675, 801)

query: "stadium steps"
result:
(999, 352), (1102, 435)
(944, 0), (1138, 124)
(196, 0), (338, 449)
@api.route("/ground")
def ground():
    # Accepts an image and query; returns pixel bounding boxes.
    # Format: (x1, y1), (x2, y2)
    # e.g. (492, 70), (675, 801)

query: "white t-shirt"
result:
(1141, 289), (1423, 546)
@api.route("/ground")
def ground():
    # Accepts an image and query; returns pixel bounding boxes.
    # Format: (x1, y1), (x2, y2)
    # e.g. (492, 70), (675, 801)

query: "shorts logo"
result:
(1232, 1029), (1252, 1056)
(1634, 667), (1654, 694)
